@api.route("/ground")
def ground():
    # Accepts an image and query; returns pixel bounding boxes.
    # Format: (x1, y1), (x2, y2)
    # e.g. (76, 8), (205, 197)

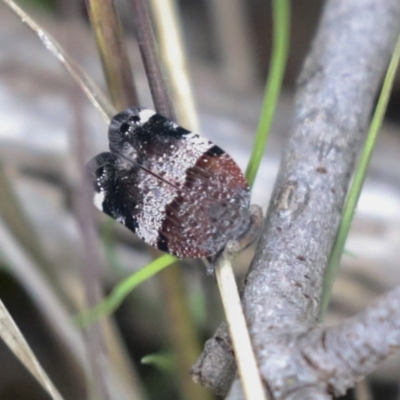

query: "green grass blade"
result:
(141, 352), (175, 372)
(320, 33), (400, 318)
(245, 0), (290, 187)
(75, 254), (177, 327)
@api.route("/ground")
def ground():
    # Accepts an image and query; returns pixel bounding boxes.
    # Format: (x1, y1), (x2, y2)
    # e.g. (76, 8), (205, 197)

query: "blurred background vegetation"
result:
(1, 0), (400, 399)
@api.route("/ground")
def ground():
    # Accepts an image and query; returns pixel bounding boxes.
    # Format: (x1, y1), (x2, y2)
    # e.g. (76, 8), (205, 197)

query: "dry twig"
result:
(193, 1), (400, 398)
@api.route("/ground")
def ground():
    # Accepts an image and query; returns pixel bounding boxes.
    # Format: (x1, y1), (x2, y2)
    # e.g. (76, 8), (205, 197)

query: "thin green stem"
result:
(320, 32), (400, 318)
(245, 0), (290, 187)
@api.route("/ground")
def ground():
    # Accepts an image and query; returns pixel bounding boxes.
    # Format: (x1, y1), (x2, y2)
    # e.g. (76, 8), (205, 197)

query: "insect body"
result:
(86, 107), (255, 258)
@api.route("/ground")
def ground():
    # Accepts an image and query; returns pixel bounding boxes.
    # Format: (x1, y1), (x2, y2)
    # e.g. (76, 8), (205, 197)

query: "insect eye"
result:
(95, 166), (104, 181)
(120, 122), (130, 134)
(128, 115), (141, 124)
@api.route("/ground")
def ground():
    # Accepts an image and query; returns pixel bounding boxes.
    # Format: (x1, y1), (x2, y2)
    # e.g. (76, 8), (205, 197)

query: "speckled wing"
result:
(87, 107), (251, 258)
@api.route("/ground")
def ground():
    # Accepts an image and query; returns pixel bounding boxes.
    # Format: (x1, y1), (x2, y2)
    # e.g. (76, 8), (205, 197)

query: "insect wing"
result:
(87, 108), (252, 258)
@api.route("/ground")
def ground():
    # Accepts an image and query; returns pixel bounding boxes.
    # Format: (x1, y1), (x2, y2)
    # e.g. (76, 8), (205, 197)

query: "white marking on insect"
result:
(93, 191), (106, 210)
(116, 215), (125, 224)
(138, 109), (156, 124)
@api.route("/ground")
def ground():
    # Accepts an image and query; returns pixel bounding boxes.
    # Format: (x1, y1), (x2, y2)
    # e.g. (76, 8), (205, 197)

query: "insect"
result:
(86, 107), (262, 259)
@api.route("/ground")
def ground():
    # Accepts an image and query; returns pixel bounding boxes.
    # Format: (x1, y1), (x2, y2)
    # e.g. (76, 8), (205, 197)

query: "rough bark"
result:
(192, 0), (400, 398)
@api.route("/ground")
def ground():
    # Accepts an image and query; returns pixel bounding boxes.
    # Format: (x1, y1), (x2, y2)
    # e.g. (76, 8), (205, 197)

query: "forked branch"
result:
(192, 0), (400, 398)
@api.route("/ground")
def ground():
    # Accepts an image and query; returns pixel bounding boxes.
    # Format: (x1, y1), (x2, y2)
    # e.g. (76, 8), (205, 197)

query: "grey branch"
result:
(191, 0), (400, 398)
(299, 285), (400, 397)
